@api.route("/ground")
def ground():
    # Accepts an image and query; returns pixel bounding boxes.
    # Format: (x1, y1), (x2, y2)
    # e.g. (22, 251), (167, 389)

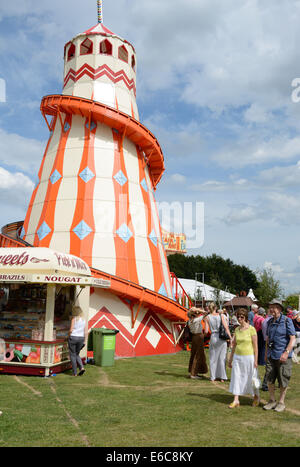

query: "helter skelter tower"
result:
(21, 2), (187, 356)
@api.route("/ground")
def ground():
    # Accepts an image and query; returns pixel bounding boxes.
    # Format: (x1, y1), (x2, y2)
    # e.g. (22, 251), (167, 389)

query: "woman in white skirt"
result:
(205, 303), (232, 382)
(228, 308), (259, 408)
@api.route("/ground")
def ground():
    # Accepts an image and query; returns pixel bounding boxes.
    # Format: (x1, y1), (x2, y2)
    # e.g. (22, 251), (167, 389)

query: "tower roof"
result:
(71, 23), (135, 53)
(83, 23), (115, 36)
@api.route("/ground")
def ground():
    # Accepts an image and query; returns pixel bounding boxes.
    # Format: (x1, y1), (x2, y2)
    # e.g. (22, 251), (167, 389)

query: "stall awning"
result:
(0, 248), (110, 289)
(3, 274), (109, 287)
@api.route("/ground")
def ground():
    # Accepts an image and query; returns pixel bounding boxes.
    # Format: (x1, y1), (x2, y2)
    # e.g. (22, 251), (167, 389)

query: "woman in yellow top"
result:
(228, 308), (259, 408)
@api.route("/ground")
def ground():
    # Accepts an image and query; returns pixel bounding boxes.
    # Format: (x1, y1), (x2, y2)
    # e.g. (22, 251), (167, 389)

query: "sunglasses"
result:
(237, 315), (245, 320)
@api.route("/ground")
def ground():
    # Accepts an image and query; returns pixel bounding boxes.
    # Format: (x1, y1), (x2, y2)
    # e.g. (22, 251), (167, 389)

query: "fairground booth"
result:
(0, 248), (110, 376)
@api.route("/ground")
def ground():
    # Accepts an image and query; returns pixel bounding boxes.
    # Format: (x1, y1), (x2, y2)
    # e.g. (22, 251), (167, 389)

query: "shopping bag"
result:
(252, 368), (261, 390)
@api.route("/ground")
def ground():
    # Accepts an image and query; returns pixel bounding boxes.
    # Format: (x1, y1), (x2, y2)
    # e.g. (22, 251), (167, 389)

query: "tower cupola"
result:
(63, 23), (138, 120)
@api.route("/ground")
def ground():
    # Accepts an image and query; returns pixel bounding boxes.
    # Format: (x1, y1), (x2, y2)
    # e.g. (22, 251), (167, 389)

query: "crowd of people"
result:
(187, 299), (299, 412)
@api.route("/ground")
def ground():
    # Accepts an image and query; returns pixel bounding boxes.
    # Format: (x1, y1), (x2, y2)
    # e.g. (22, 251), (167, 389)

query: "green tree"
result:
(254, 268), (283, 308)
(167, 253), (188, 278)
(210, 277), (224, 308)
(284, 294), (300, 310)
(167, 253), (258, 295)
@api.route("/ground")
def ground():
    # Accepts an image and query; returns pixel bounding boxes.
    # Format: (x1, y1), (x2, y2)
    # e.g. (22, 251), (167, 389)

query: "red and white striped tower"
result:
(21, 2), (185, 356)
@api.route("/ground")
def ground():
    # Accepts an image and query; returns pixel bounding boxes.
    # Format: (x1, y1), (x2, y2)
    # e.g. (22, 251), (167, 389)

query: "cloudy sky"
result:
(0, 0), (300, 295)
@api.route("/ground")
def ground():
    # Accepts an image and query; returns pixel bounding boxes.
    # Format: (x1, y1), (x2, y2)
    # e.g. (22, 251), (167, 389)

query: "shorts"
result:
(265, 357), (293, 388)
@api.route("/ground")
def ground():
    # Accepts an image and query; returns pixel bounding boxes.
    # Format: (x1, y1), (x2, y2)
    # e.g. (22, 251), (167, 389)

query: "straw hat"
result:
(187, 307), (199, 318)
(268, 299), (284, 310)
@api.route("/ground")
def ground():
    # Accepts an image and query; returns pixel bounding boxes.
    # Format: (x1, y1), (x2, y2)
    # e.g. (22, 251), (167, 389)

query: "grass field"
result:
(0, 350), (300, 447)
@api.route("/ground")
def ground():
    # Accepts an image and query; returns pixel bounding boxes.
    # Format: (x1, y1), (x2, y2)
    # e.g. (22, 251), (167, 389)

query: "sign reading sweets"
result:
(0, 252), (30, 266)
(0, 251), (88, 271)
(0, 249), (90, 275)
(0, 248), (112, 286)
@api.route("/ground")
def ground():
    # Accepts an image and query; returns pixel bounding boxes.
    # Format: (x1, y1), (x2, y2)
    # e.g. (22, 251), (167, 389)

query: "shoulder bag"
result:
(219, 317), (230, 340)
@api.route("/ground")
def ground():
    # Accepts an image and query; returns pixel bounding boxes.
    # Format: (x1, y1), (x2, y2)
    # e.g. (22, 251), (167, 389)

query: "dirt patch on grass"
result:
(13, 376), (43, 397)
(47, 379), (91, 447)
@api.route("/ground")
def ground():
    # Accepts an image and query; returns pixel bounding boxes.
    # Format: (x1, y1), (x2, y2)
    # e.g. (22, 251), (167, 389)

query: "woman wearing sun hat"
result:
(263, 299), (296, 412)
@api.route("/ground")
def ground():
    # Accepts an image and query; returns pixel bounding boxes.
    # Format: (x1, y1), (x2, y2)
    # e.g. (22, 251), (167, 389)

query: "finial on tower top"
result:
(97, 0), (103, 23)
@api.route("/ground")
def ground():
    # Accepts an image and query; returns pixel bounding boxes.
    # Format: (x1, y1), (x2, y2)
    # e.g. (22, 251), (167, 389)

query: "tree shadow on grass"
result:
(154, 371), (210, 381)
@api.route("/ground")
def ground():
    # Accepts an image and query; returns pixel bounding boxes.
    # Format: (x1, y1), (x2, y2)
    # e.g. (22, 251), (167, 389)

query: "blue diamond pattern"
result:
(64, 122), (70, 132)
(116, 224), (133, 243)
(149, 229), (158, 247)
(114, 170), (128, 187)
(85, 121), (97, 131)
(79, 167), (95, 183)
(50, 170), (62, 185)
(73, 221), (92, 240)
(158, 283), (168, 297)
(37, 222), (51, 241)
(140, 178), (148, 192)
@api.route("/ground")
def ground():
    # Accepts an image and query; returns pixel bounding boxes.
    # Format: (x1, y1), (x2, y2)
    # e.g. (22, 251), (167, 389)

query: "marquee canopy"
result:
(0, 248), (110, 288)
(176, 278), (236, 303)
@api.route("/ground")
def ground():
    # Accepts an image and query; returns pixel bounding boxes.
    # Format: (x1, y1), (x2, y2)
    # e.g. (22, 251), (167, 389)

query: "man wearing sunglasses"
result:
(263, 299), (296, 412)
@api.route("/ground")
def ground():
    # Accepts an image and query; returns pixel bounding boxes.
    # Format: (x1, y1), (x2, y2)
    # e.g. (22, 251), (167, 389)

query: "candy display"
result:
(0, 285), (46, 341)
(0, 282), (72, 372)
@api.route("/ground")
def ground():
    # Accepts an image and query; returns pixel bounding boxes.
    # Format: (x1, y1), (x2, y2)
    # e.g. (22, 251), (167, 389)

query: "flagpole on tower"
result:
(97, 0), (103, 24)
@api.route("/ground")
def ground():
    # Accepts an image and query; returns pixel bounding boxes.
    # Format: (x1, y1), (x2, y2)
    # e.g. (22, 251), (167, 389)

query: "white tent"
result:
(247, 288), (258, 301)
(175, 278), (235, 307)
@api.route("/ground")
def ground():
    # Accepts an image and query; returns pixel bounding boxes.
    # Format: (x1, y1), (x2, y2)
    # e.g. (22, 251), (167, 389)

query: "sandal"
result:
(252, 396), (260, 407)
(228, 401), (240, 409)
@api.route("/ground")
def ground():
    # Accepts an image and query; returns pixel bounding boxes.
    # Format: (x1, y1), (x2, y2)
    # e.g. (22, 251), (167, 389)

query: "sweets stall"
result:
(0, 248), (110, 376)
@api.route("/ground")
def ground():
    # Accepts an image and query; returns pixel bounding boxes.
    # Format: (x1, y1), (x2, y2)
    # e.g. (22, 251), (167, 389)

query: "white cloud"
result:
(0, 128), (44, 173)
(264, 261), (284, 273)
(214, 135), (300, 168)
(223, 191), (300, 227)
(257, 163), (300, 188)
(168, 174), (187, 184)
(0, 166), (34, 206)
(191, 178), (249, 192)
(223, 205), (257, 225)
(244, 103), (270, 124)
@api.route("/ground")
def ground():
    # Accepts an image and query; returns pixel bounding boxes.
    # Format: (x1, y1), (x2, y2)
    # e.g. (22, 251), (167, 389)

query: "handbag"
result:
(252, 368), (261, 390)
(183, 323), (193, 343)
(219, 319), (230, 340)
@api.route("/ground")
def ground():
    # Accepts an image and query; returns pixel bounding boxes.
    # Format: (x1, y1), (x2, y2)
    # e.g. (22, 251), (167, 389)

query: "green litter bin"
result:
(90, 328), (119, 367)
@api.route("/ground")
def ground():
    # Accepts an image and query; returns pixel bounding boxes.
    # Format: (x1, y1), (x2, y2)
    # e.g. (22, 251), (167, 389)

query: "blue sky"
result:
(1, 0), (300, 295)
